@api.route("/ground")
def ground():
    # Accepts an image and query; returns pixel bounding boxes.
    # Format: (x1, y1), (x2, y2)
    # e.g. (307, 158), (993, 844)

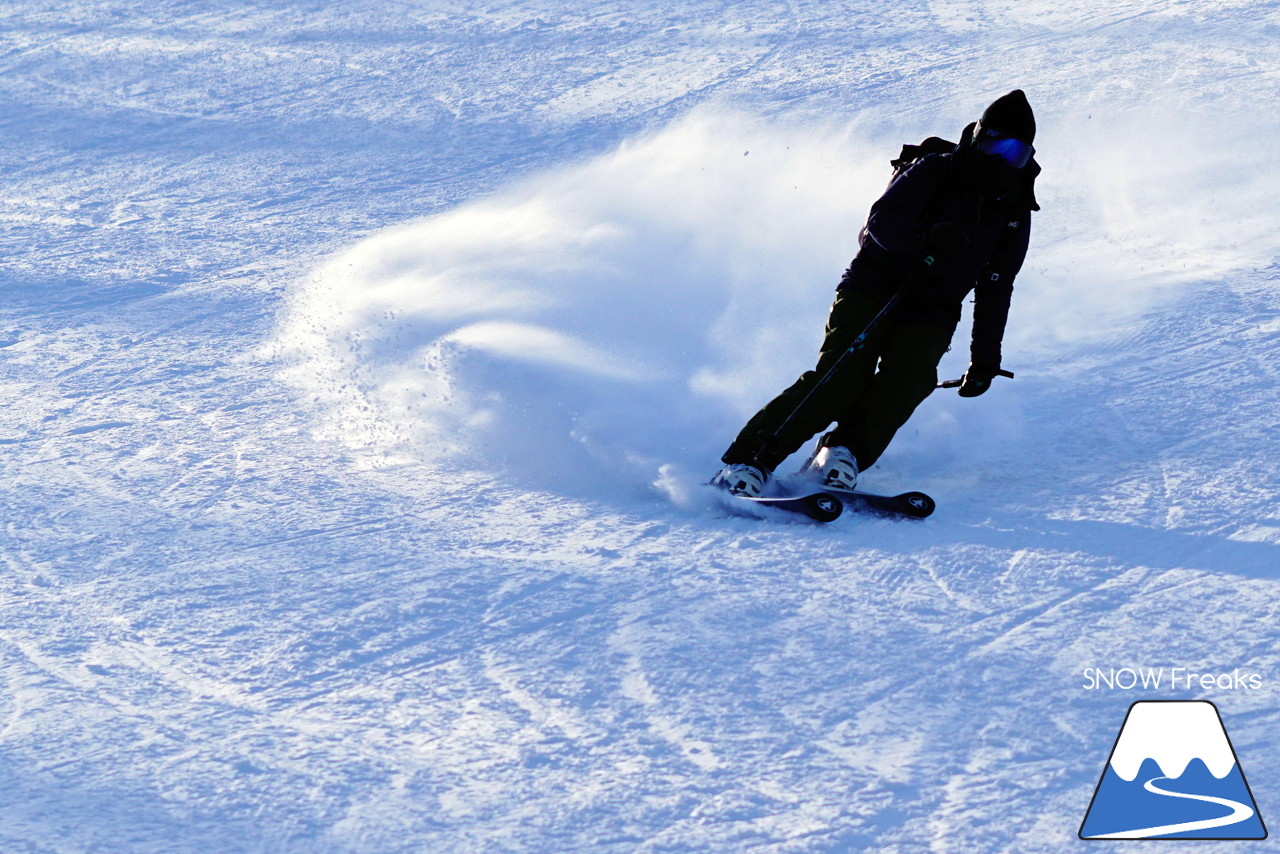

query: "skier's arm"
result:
(860, 157), (947, 257)
(970, 216), (1031, 368)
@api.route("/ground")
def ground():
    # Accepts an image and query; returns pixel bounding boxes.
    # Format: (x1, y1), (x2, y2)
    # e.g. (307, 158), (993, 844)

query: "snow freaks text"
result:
(1082, 668), (1263, 691)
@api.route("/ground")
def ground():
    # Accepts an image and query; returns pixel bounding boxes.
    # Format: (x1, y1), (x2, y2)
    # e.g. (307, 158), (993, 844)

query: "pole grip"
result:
(937, 368), (1015, 389)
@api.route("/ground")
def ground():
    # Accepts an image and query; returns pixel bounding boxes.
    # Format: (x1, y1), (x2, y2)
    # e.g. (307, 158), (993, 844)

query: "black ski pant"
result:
(721, 289), (955, 473)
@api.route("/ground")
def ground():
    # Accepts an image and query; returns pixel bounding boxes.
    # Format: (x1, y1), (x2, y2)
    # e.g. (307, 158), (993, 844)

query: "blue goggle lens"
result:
(977, 133), (1034, 168)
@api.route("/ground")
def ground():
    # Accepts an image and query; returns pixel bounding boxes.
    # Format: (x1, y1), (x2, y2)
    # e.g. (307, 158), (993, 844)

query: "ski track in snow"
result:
(3, 1), (1280, 852)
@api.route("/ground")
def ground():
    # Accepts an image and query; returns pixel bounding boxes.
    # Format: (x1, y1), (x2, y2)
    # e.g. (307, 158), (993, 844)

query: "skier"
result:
(713, 90), (1040, 497)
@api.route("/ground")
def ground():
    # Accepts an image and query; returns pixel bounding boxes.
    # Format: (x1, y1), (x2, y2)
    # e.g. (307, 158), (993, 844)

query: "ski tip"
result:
(804, 492), (844, 523)
(894, 491), (935, 518)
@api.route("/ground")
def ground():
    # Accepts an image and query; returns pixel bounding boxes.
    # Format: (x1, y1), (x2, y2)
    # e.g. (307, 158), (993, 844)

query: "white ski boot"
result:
(809, 444), (859, 490)
(711, 463), (767, 497)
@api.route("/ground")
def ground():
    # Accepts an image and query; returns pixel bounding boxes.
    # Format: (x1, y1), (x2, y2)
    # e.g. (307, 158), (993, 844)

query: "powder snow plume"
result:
(276, 100), (1280, 499)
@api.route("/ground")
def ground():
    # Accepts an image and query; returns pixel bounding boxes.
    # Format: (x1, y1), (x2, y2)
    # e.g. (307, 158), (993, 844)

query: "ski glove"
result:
(925, 221), (969, 258)
(958, 363), (999, 397)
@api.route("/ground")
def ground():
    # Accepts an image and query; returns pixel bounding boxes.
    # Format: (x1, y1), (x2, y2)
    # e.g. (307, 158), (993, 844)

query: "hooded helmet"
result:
(967, 89), (1037, 196)
(978, 89), (1036, 145)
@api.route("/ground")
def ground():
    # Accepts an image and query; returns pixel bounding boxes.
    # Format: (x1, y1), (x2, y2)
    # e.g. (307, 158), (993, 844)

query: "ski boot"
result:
(807, 444), (859, 490)
(711, 463), (768, 497)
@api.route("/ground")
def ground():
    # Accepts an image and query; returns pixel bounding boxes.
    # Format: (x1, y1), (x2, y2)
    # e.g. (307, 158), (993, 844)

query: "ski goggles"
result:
(976, 126), (1035, 169)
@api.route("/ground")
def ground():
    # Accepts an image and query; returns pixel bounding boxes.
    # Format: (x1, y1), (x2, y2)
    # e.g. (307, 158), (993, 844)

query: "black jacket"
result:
(839, 126), (1039, 368)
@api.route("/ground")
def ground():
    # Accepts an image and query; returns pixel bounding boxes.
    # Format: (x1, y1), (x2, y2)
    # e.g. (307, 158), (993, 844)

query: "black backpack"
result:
(888, 136), (957, 181)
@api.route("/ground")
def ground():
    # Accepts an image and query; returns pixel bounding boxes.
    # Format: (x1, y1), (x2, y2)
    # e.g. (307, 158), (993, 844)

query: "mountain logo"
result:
(1080, 700), (1266, 840)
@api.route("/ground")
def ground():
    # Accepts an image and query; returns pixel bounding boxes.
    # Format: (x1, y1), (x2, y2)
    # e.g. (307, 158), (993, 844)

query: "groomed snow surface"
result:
(3, 1), (1280, 852)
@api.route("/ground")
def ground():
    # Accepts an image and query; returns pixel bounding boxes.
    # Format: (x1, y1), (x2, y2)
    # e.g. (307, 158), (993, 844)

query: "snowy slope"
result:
(3, 1), (1280, 852)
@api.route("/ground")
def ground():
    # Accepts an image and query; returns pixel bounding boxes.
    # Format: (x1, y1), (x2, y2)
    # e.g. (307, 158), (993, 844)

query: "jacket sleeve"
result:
(970, 215), (1031, 368)
(860, 156), (947, 256)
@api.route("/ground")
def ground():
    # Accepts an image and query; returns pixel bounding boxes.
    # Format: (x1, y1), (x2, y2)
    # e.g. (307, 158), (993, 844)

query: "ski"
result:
(822, 486), (935, 518)
(714, 488), (844, 523)
(788, 439), (935, 519)
(708, 472), (931, 523)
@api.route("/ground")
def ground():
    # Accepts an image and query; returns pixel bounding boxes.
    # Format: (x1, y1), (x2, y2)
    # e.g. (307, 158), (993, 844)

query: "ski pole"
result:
(756, 254), (937, 463)
(937, 369), (1014, 389)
